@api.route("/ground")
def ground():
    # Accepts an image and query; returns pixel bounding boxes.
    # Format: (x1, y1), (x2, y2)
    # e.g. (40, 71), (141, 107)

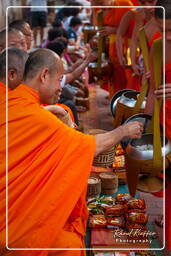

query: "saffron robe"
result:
(103, 0), (134, 95)
(0, 84), (96, 255)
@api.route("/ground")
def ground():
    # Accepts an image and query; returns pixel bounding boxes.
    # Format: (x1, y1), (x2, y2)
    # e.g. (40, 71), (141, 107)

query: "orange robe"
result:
(0, 84), (96, 255)
(103, 0), (134, 96)
(148, 31), (162, 48)
(0, 82), (7, 102)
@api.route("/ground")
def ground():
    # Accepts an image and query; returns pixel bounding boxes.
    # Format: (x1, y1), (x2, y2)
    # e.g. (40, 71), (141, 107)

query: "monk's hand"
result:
(154, 84), (171, 99)
(99, 26), (116, 36)
(132, 63), (143, 76)
(142, 71), (151, 84)
(43, 105), (67, 118)
(121, 121), (143, 139)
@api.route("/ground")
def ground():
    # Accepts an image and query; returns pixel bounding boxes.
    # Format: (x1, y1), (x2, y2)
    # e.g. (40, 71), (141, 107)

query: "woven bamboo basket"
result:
(87, 176), (101, 199)
(88, 129), (115, 167)
(99, 172), (118, 194)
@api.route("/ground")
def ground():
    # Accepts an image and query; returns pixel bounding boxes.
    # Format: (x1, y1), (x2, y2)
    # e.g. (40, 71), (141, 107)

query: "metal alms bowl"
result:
(125, 134), (171, 174)
(110, 89), (133, 117)
(83, 26), (98, 31)
(118, 91), (146, 109)
(126, 134), (171, 160)
(121, 113), (152, 149)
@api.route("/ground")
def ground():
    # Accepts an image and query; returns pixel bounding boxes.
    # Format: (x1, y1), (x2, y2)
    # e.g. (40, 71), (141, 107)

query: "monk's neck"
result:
(23, 79), (39, 93)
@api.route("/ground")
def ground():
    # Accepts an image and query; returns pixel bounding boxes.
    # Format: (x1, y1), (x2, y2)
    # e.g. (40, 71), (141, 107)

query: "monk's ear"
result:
(40, 68), (49, 83)
(8, 69), (17, 81)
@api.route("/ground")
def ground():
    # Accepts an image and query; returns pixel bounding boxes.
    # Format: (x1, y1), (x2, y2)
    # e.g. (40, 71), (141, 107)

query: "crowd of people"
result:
(0, 0), (171, 254)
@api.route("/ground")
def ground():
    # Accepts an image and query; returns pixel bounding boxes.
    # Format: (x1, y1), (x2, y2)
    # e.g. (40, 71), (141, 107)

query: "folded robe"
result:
(0, 84), (96, 253)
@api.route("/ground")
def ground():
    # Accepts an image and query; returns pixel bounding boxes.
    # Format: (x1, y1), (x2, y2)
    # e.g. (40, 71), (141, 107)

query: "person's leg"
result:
(39, 12), (47, 45)
(31, 12), (40, 47)
(40, 27), (44, 43)
(32, 27), (39, 47)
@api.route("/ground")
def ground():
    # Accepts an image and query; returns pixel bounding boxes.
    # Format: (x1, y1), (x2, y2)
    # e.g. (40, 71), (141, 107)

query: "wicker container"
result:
(99, 172), (118, 194)
(88, 129), (115, 167)
(75, 97), (90, 110)
(87, 176), (101, 199)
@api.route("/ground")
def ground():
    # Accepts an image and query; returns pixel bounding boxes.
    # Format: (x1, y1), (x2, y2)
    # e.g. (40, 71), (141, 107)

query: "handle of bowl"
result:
(134, 28), (150, 112)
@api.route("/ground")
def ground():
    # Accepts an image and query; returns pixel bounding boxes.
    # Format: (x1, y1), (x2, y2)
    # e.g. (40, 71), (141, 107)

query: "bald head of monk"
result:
(0, 28), (27, 52)
(0, 47), (29, 89)
(23, 48), (64, 105)
(155, 0), (171, 42)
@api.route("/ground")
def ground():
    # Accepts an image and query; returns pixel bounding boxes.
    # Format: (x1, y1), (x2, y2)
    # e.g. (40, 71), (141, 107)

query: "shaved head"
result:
(23, 48), (64, 105)
(0, 47), (29, 88)
(23, 48), (63, 80)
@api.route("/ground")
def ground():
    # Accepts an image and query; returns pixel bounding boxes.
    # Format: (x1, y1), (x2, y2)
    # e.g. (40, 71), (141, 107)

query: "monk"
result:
(0, 47), (28, 100)
(9, 20), (33, 51)
(130, 0), (158, 75)
(150, 0), (171, 250)
(0, 28), (27, 52)
(0, 48), (143, 255)
(0, 47), (74, 126)
(116, 0), (158, 90)
(98, 0), (134, 96)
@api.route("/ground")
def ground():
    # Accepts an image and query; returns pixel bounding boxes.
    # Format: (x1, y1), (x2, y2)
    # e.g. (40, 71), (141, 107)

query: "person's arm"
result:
(65, 59), (84, 74)
(95, 121), (143, 156)
(65, 51), (97, 84)
(99, 26), (117, 37)
(130, 9), (145, 75)
(116, 10), (133, 67)
(155, 84), (171, 99)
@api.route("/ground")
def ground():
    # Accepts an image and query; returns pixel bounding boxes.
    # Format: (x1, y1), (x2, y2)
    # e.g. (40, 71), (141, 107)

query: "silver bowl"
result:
(110, 89), (133, 117)
(126, 134), (171, 160)
(83, 26), (98, 31)
(121, 113), (152, 149)
(118, 91), (146, 109)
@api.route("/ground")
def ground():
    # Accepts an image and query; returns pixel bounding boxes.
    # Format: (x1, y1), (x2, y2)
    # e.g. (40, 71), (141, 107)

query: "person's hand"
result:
(76, 89), (86, 98)
(119, 56), (127, 68)
(132, 63), (143, 76)
(154, 84), (171, 99)
(43, 105), (67, 118)
(121, 121), (144, 139)
(86, 51), (98, 63)
(142, 71), (151, 84)
(99, 26), (116, 37)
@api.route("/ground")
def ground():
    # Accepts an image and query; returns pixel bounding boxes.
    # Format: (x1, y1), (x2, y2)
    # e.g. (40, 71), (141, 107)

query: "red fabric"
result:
(125, 69), (141, 91)
(103, 0), (134, 96)
(130, 0), (140, 5)
(148, 31), (162, 48)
